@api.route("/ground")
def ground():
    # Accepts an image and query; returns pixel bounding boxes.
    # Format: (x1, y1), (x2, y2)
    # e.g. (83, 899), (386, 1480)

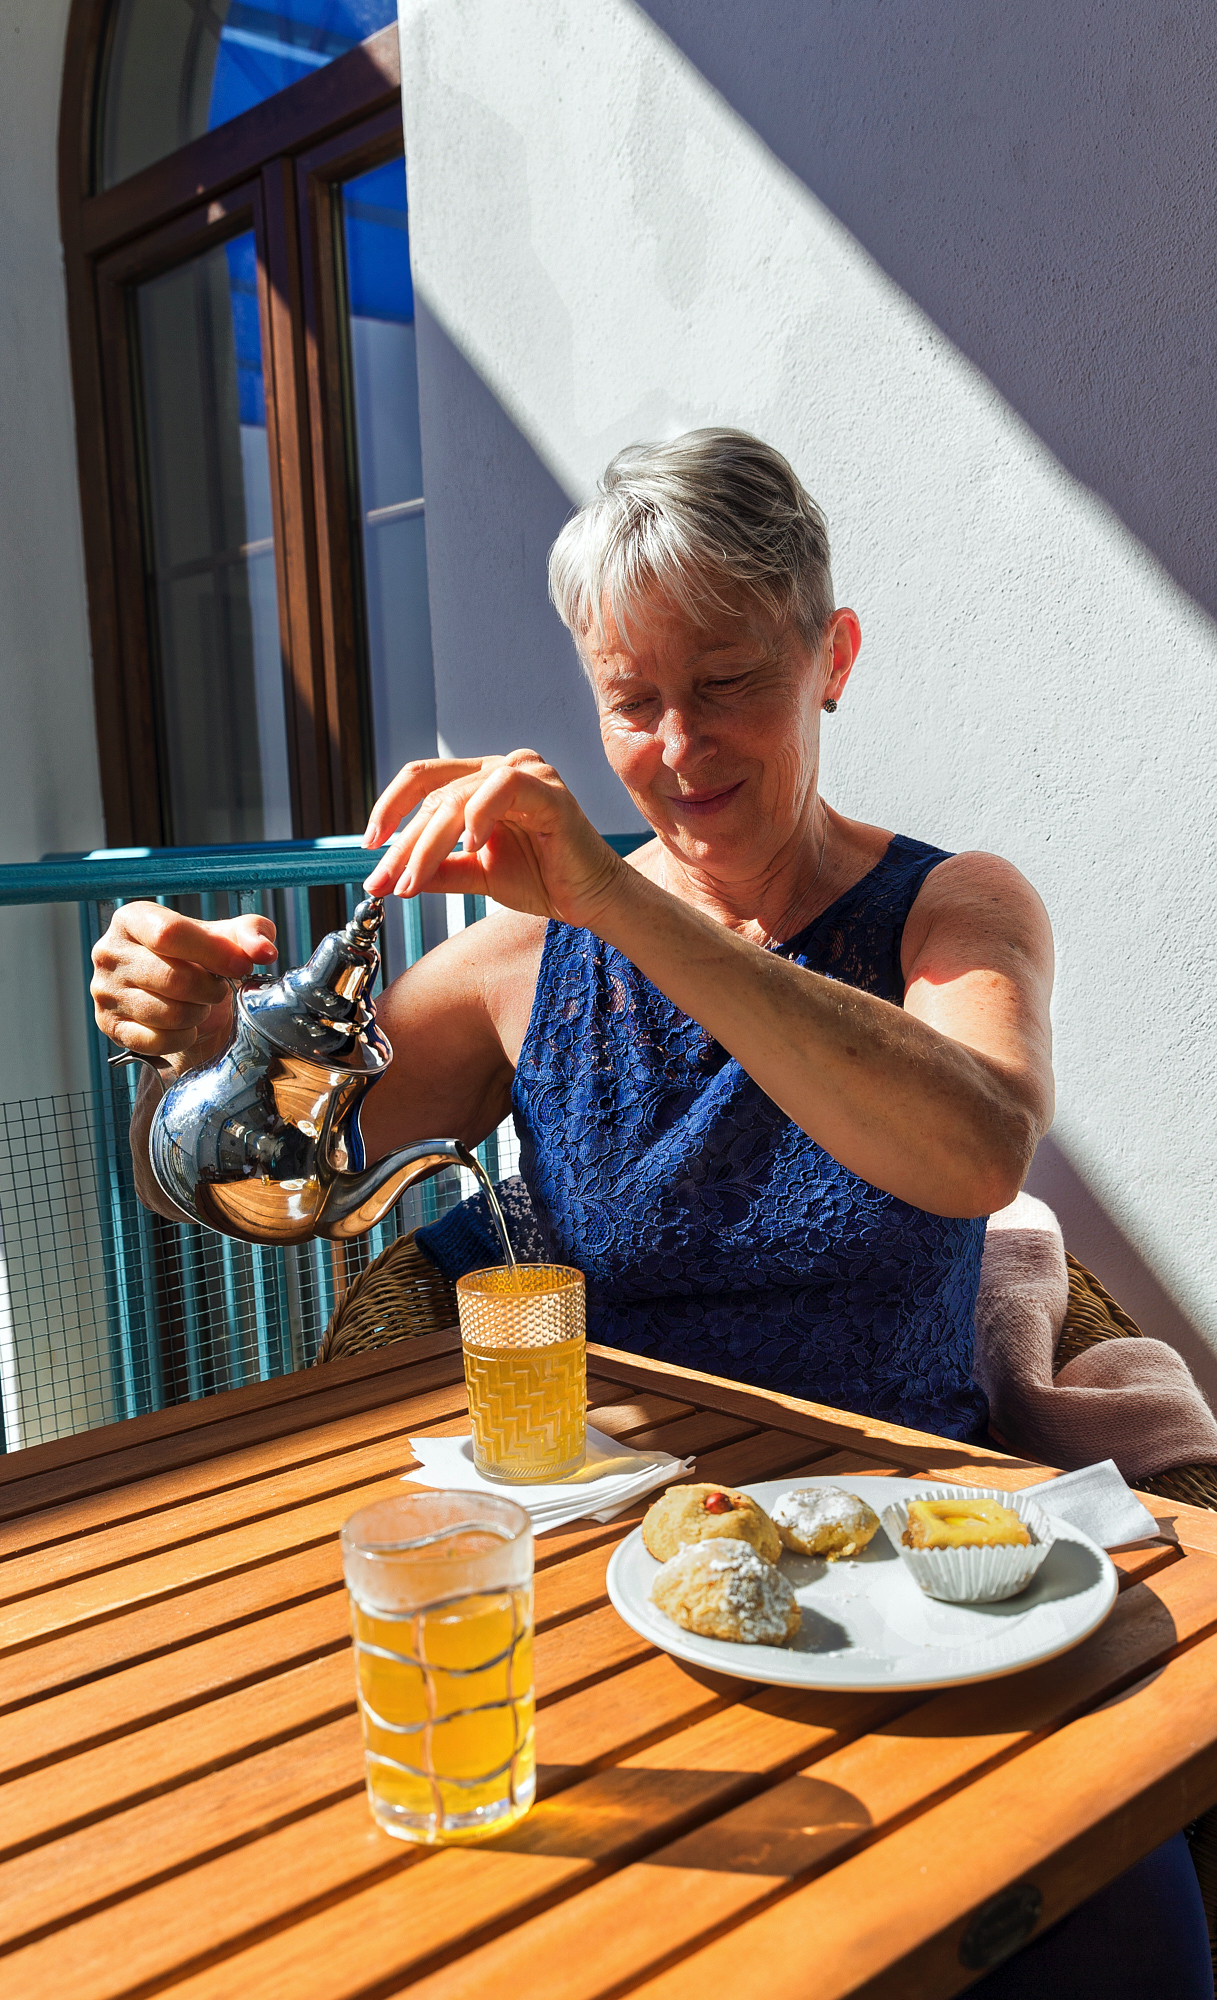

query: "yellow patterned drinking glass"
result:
(341, 1491), (534, 1844)
(456, 1264), (587, 1482)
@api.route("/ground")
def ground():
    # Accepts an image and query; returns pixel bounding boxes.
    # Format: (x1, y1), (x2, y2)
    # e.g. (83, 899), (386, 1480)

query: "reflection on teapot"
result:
(111, 897), (485, 1248)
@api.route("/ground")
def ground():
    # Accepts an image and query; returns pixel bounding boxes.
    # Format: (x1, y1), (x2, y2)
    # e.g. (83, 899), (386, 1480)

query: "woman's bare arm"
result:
(582, 853), (1051, 1217)
(363, 753), (1054, 1218)
(126, 1067), (196, 1222)
(356, 911), (543, 1162)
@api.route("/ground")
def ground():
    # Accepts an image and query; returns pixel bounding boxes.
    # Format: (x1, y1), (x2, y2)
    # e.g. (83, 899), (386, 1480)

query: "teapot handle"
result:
(107, 1048), (175, 1079)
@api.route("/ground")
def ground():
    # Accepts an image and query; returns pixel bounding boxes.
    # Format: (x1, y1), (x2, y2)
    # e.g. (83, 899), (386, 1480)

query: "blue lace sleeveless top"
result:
(511, 834), (989, 1441)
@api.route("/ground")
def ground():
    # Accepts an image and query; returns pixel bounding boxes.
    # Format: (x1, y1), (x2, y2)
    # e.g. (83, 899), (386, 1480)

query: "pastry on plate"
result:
(642, 1483), (781, 1564)
(650, 1537), (802, 1645)
(902, 1496), (1030, 1550)
(772, 1485), (881, 1559)
(885, 1489), (1049, 1604)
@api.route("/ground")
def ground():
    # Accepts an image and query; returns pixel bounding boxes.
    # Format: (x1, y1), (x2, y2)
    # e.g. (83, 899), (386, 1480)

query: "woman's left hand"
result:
(362, 748), (627, 927)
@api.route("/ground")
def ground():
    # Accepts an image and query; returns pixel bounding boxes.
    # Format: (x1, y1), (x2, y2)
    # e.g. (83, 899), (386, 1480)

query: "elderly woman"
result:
(98, 429), (1054, 1440)
(94, 430), (1210, 1998)
(358, 441), (1057, 1447)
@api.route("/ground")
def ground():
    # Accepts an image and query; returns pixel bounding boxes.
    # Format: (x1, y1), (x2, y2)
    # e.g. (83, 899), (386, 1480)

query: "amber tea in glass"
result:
(341, 1491), (534, 1844)
(456, 1264), (587, 1482)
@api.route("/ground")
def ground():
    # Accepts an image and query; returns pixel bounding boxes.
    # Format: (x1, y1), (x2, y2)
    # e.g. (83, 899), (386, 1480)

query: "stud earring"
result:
(822, 697), (838, 714)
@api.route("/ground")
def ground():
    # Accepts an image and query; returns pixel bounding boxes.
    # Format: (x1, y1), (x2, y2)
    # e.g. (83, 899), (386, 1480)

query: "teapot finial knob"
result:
(348, 896), (384, 942)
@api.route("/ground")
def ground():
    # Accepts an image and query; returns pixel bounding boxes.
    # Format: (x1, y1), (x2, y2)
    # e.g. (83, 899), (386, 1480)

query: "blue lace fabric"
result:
(510, 834), (989, 1442)
(417, 1176), (546, 1275)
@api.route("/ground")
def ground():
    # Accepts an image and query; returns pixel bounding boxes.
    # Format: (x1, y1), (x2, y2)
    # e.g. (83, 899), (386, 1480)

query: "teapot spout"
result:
(317, 1138), (479, 1240)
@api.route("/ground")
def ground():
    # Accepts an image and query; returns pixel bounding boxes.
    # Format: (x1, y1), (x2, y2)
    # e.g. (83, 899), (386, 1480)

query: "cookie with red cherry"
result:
(642, 1482), (781, 1564)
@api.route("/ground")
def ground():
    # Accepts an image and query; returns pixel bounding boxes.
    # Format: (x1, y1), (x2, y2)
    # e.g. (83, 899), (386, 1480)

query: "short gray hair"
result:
(548, 428), (834, 654)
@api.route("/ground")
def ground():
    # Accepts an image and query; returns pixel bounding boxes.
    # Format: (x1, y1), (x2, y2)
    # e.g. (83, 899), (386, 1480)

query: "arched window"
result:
(60, 2), (433, 846)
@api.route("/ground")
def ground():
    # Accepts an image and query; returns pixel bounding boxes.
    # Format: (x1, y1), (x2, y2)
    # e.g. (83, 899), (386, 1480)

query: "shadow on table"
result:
(865, 1588), (1180, 1744)
(521, 1558), (1180, 1862)
(522, 1762), (873, 1871)
(843, 1441), (1048, 1481)
(968, 1539), (1106, 1614)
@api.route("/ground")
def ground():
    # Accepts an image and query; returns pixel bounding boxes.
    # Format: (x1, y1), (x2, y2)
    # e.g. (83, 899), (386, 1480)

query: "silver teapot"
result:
(112, 897), (478, 1246)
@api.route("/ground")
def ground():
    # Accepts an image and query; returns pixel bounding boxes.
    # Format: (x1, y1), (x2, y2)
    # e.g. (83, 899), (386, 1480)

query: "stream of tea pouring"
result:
(463, 1158), (519, 1279)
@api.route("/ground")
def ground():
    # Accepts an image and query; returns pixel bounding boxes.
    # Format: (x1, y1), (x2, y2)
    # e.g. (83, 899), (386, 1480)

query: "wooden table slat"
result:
(0, 1425), (826, 1802)
(1, 1415), (815, 1665)
(0, 1384), (462, 1564)
(0, 1429), (830, 1719)
(0, 1394), (743, 1611)
(2, 1339), (1210, 2000)
(0, 1649), (745, 1969)
(0, 1344), (470, 1525)
(0, 1333), (464, 1491)
(6, 1484), (794, 1861)
(0, 1376), (694, 1567)
(583, 1345), (1050, 1479)
(582, 1383), (699, 1430)
(4, 1682), (915, 2000)
(0, 1414), (460, 1601)
(28, 1546), (1214, 2000)
(624, 1622), (1217, 2000)
(393, 1548), (1217, 2000)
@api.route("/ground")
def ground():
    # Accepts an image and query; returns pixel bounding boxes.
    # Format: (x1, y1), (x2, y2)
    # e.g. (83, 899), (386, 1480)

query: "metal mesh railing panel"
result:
(0, 1085), (519, 1453)
(0, 1094), (115, 1450)
(0, 856), (528, 1453)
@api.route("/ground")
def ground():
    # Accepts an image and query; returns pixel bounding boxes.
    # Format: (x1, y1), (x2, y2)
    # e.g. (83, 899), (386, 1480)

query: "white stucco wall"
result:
(400, 0), (1217, 1390)
(0, 0), (104, 1105)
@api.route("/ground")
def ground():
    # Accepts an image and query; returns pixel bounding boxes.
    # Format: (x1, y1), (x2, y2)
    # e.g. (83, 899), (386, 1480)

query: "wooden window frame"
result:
(58, 6), (403, 845)
(297, 106), (413, 835)
(94, 182), (278, 846)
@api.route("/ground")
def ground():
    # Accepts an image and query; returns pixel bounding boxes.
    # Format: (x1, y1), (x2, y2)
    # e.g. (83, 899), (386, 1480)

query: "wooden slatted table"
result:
(5, 1329), (1217, 2000)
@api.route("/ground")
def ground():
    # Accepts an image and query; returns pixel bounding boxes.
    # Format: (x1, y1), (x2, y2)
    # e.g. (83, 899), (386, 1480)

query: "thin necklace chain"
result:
(757, 801), (830, 952)
(657, 802), (832, 952)
(810, 800), (831, 895)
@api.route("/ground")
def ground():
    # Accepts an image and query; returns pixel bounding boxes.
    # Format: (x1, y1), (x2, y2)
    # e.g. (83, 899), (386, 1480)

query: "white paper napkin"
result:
(1024, 1459), (1160, 1548)
(400, 1425), (693, 1534)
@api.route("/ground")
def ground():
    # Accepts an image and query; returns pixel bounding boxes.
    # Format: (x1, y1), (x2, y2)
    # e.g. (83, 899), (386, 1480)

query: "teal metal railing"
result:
(0, 833), (644, 1452)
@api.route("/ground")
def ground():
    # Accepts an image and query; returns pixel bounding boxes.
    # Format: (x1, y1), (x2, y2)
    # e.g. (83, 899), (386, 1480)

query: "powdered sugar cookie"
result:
(650, 1537), (801, 1645)
(772, 1485), (880, 1560)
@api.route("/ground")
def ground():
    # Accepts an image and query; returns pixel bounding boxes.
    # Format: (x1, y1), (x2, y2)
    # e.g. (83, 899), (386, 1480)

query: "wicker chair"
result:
(1055, 1254), (1217, 1513)
(315, 1229), (459, 1363)
(319, 1234), (1217, 1516)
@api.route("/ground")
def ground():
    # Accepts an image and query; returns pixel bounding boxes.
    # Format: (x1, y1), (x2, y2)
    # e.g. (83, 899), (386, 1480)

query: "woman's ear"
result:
(824, 609), (861, 706)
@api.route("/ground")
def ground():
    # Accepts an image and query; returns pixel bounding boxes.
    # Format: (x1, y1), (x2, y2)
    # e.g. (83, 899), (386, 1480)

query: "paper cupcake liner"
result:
(880, 1486), (1055, 1604)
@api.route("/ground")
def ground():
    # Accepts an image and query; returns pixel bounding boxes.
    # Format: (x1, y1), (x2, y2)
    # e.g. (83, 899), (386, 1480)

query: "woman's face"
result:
(584, 592), (859, 882)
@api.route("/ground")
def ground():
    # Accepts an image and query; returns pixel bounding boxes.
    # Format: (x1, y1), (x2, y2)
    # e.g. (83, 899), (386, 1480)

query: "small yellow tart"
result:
(902, 1497), (1030, 1551)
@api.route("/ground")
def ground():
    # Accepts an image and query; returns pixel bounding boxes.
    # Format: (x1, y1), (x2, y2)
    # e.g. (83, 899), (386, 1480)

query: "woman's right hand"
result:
(362, 749), (627, 931)
(91, 904), (278, 1073)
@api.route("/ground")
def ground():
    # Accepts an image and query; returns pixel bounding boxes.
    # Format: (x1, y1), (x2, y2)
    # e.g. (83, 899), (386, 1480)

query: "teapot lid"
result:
(238, 896), (391, 1070)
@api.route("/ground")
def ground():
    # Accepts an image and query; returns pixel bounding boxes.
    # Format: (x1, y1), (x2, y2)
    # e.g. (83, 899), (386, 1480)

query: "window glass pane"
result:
(99, 0), (398, 189)
(339, 157), (436, 795)
(135, 230), (293, 844)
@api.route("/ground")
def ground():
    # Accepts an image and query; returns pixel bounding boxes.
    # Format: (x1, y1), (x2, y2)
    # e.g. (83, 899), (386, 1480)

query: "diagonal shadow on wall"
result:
(1026, 1135), (1215, 1402)
(414, 272), (1217, 1399)
(633, 0), (1217, 626)
(405, 6), (1216, 1398)
(414, 300), (644, 835)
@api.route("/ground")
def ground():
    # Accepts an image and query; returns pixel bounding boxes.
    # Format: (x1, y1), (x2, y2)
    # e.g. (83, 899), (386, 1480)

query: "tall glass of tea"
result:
(341, 1490), (534, 1844)
(456, 1263), (587, 1481)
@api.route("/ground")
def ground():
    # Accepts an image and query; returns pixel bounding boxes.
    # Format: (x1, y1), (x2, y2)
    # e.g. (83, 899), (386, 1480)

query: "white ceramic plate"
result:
(605, 1475), (1119, 1691)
